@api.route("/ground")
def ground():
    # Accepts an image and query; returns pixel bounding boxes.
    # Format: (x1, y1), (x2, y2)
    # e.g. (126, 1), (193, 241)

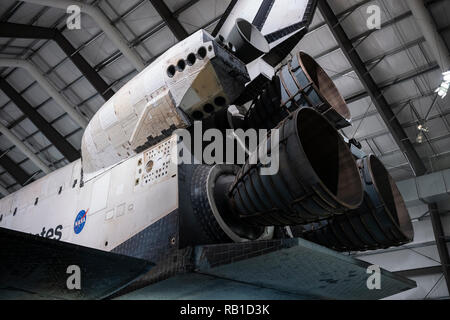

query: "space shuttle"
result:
(0, 0), (417, 300)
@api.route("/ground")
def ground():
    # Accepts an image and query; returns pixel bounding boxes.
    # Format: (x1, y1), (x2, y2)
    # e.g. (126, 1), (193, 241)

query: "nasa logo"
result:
(74, 209), (88, 234)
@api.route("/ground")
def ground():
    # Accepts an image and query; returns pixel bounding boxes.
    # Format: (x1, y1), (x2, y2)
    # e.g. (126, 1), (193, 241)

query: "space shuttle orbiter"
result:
(0, 0), (416, 300)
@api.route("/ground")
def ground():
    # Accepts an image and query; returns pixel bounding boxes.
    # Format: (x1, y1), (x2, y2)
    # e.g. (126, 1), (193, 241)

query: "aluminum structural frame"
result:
(318, 0), (450, 294)
(20, 0), (146, 71)
(0, 22), (115, 101)
(148, 0), (189, 41)
(0, 77), (80, 162)
(0, 0), (203, 192)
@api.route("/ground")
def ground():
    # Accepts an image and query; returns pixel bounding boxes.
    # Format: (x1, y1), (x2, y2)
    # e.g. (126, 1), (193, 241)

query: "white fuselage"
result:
(0, 136), (178, 252)
(0, 29), (251, 251)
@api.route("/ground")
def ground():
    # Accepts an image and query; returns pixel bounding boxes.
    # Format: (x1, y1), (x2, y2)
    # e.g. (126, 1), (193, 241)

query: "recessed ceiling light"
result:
(436, 71), (450, 99)
(416, 131), (425, 144)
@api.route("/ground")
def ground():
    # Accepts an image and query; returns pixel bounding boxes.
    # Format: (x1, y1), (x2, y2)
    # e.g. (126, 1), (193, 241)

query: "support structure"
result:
(0, 58), (88, 129)
(20, 0), (146, 71)
(0, 151), (33, 186)
(429, 203), (450, 291)
(148, 0), (188, 41)
(0, 22), (115, 101)
(407, 0), (450, 72)
(318, 0), (450, 294)
(0, 122), (51, 174)
(407, 0), (450, 293)
(0, 183), (9, 196)
(318, 0), (426, 176)
(212, 0), (238, 37)
(0, 77), (80, 162)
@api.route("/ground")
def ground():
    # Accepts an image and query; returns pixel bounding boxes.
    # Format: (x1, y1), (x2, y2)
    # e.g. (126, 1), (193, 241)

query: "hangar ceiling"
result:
(0, 0), (449, 195)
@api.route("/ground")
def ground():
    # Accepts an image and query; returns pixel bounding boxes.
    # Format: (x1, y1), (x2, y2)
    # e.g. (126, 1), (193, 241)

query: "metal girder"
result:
(212, 0), (238, 37)
(21, 0), (146, 71)
(0, 58), (88, 129)
(0, 183), (8, 196)
(408, 0), (450, 72)
(312, 11), (414, 63)
(0, 22), (115, 101)
(52, 32), (115, 100)
(0, 2), (24, 22)
(148, 0), (188, 41)
(0, 0), (205, 114)
(0, 122), (51, 174)
(0, 151), (32, 186)
(0, 22), (53, 39)
(319, 0), (450, 294)
(318, 0), (427, 176)
(308, 0), (374, 33)
(0, 77), (80, 162)
(344, 62), (440, 104)
(429, 203), (450, 291)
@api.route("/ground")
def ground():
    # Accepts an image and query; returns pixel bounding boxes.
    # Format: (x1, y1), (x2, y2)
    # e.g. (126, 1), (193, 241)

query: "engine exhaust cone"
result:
(190, 164), (273, 243)
(277, 52), (351, 128)
(226, 18), (270, 64)
(303, 155), (414, 251)
(229, 108), (363, 226)
(243, 52), (351, 131)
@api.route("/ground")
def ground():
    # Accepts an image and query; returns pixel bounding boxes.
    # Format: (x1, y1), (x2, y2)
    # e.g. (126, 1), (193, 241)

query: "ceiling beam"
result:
(20, 0), (146, 71)
(148, 0), (188, 41)
(0, 122), (51, 174)
(0, 77), (80, 162)
(318, 0), (427, 176)
(0, 151), (32, 186)
(408, 0), (450, 72)
(0, 22), (115, 101)
(0, 182), (9, 196)
(0, 2), (24, 22)
(0, 21), (53, 39)
(53, 32), (115, 100)
(212, 0), (238, 37)
(429, 203), (450, 292)
(0, 58), (88, 129)
(344, 62), (440, 104)
(318, 0), (450, 294)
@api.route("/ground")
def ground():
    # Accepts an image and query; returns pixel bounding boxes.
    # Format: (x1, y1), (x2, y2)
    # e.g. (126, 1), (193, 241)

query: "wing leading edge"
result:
(0, 227), (153, 300)
(117, 238), (417, 300)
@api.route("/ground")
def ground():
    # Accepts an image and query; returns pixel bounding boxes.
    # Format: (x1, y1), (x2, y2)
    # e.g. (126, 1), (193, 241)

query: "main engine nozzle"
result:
(227, 107), (364, 226)
(244, 52), (352, 131)
(302, 155), (414, 251)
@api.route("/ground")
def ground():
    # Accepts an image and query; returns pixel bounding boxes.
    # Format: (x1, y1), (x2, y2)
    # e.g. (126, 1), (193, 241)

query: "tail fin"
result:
(213, 0), (317, 46)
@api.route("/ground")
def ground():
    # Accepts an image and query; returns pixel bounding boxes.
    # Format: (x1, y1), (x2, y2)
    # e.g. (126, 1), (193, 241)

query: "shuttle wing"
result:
(0, 227), (153, 300)
(117, 238), (416, 300)
(0, 227), (416, 300)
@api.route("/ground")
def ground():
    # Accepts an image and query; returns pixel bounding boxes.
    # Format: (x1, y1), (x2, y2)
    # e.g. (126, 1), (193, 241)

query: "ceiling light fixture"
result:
(436, 71), (450, 98)
(416, 131), (425, 144)
(417, 124), (429, 133)
(416, 124), (429, 144)
(444, 71), (450, 82)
